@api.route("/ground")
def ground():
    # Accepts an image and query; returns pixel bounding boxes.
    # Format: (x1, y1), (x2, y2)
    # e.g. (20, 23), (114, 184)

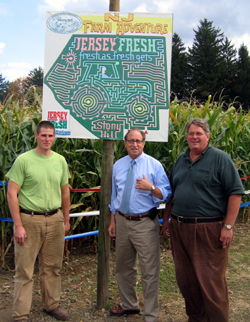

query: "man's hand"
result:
(219, 194), (241, 248)
(163, 201), (172, 237)
(61, 184), (70, 236)
(162, 217), (171, 237)
(65, 220), (70, 235)
(108, 213), (116, 237)
(135, 174), (163, 199)
(108, 221), (116, 237)
(6, 180), (26, 245)
(135, 174), (151, 190)
(15, 225), (27, 246)
(219, 227), (233, 248)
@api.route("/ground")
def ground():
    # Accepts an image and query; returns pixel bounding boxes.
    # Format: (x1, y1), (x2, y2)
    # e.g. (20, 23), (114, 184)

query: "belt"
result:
(20, 208), (59, 217)
(171, 213), (224, 223)
(118, 211), (149, 221)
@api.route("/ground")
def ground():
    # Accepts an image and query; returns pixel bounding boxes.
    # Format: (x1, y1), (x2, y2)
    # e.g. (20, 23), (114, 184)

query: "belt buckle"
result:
(44, 210), (50, 217)
(177, 216), (183, 223)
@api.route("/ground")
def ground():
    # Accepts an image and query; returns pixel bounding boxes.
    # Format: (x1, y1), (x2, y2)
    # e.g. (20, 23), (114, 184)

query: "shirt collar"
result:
(128, 152), (145, 165)
(184, 143), (211, 161)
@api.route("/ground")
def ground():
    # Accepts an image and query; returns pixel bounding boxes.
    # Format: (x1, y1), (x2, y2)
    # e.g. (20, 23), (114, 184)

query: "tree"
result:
(233, 44), (250, 109)
(171, 33), (189, 100)
(0, 74), (9, 103)
(23, 67), (44, 104)
(219, 37), (237, 102)
(8, 78), (25, 102)
(188, 19), (225, 101)
(23, 67), (43, 90)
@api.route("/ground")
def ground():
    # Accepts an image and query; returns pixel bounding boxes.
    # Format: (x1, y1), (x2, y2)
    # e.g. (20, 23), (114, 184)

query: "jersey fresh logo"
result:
(47, 110), (71, 136)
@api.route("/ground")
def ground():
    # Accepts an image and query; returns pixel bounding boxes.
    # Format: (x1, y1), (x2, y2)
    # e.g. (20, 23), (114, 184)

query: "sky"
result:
(1, 0), (250, 82)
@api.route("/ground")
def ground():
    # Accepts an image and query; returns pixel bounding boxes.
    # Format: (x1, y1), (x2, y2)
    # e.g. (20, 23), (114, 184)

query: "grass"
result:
(159, 221), (250, 321)
(105, 220), (250, 321)
(0, 221), (249, 321)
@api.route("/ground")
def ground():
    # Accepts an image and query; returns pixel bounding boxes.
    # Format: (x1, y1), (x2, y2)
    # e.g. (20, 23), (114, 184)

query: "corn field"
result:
(1, 94), (250, 268)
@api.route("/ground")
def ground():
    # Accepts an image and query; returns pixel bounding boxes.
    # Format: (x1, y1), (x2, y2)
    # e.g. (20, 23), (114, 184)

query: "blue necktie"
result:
(120, 160), (135, 214)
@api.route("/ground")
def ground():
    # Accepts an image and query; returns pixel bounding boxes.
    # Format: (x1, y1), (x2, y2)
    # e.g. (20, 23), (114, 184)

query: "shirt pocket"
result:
(136, 189), (151, 196)
(193, 168), (220, 187)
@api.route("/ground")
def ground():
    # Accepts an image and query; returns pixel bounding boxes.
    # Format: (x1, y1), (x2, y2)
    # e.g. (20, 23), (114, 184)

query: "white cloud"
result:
(2, 62), (33, 82)
(38, 0), (87, 16)
(0, 43), (5, 54)
(0, 3), (11, 16)
(8, 62), (31, 69)
(153, 0), (177, 13)
(44, 0), (78, 10)
(231, 33), (250, 54)
(133, 3), (148, 13)
(38, 0), (80, 13)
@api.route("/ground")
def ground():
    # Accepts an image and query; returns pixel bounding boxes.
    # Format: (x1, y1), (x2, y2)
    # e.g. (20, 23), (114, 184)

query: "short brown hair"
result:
(36, 121), (55, 134)
(187, 118), (210, 135)
(124, 128), (146, 141)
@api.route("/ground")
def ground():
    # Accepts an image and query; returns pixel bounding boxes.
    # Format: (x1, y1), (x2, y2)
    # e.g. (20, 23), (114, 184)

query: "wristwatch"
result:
(224, 224), (233, 230)
(151, 185), (156, 191)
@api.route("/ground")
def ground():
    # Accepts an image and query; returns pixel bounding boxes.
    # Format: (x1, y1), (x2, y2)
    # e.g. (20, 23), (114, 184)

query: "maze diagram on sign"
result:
(44, 35), (169, 140)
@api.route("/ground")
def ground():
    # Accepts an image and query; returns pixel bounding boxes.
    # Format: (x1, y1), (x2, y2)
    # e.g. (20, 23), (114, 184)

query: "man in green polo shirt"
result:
(162, 118), (244, 322)
(6, 121), (70, 322)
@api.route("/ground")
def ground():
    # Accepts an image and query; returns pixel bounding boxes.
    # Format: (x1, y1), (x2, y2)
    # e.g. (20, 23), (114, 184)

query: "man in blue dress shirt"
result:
(108, 128), (172, 322)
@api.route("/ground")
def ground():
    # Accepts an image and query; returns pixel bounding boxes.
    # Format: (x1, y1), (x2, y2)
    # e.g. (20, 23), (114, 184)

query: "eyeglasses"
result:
(126, 139), (145, 145)
(187, 132), (206, 137)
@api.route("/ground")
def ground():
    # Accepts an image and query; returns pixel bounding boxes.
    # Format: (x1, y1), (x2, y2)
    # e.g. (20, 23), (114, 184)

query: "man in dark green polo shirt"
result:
(163, 118), (244, 322)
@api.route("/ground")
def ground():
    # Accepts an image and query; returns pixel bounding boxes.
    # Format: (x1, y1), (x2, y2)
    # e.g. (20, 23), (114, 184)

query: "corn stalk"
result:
(1, 95), (250, 268)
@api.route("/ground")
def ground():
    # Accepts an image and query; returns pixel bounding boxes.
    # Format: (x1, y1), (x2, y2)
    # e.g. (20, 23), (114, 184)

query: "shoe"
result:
(44, 306), (69, 321)
(110, 304), (140, 316)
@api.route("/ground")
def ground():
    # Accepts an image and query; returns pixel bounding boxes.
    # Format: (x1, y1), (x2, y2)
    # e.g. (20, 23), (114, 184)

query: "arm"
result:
(6, 180), (27, 246)
(61, 183), (70, 235)
(108, 212), (116, 237)
(219, 194), (242, 248)
(135, 174), (163, 199)
(162, 198), (172, 237)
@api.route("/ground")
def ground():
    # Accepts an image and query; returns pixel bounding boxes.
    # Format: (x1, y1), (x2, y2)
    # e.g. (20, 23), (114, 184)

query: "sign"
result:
(43, 12), (173, 141)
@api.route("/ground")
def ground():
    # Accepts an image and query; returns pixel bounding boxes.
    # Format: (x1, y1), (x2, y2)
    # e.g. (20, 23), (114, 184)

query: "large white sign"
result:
(43, 12), (173, 141)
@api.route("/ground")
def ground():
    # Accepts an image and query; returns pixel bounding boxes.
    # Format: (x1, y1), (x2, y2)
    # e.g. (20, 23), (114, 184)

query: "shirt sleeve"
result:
(60, 157), (71, 187)
(152, 163), (172, 203)
(109, 164), (117, 214)
(6, 157), (25, 187)
(219, 155), (244, 196)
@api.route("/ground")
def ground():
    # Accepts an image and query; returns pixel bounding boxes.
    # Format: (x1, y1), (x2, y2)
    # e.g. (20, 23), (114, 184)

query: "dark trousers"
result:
(170, 217), (229, 322)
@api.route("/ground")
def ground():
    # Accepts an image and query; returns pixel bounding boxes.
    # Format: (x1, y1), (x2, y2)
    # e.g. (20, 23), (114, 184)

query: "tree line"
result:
(0, 67), (43, 105)
(172, 19), (250, 109)
(1, 19), (250, 109)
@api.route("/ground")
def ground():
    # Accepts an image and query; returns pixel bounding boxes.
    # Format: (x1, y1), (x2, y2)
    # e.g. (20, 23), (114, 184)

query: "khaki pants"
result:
(13, 210), (65, 320)
(115, 213), (160, 322)
(170, 217), (229, 322)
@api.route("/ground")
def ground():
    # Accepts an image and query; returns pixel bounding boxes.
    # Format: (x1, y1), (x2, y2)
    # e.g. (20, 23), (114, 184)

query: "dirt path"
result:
(1, 221), (249, 322)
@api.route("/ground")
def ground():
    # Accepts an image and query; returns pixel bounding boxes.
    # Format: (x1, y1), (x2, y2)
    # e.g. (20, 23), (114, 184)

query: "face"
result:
(124, 130), (145, 159)
(186, 124), (210, 155)
(35, 127), (55, 153)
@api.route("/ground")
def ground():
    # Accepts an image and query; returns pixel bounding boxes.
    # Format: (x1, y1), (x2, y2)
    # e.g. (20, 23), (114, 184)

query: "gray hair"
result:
(187, 118), (210, 135)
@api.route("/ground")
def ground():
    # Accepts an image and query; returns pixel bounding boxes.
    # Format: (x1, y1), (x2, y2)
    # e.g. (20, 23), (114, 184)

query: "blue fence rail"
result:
(1, 202), (250, 240)
(1, 181), (250, 240)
